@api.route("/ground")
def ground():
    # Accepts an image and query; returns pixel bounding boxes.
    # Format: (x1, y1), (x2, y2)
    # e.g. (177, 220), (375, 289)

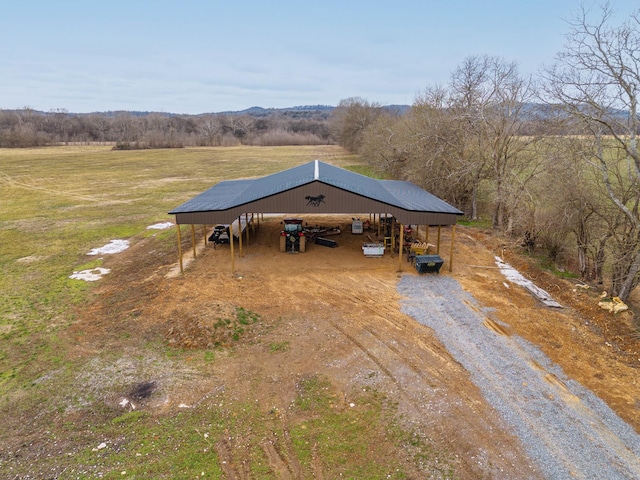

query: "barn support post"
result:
(425, 225), (429, 246)
(176, 223), (184, 274)
(191, 224), (197, 258)
(377, 213), (381, 236)
(449, 225), (456, 272)
(230, 229), (235, 273)
(436, 226), (441, 254)
(245, 213), (250, 245)
(397, 223), (404, 272)
(238, 216), (243, 257)
(392, 217), (396, 252)
(202, 224), (207, 247)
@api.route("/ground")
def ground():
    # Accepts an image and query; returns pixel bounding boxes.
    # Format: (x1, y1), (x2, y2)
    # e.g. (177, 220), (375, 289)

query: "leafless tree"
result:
(199, 115), (221, 146)
(542, 2), (640, 300)
(331, 97), (384, 153)
(450, 56), (542, 230)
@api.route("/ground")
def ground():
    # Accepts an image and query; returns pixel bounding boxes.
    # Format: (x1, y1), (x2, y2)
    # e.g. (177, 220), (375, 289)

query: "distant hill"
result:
(219, 105), (335, 116)
(217, 104), (411, 116)
(0, 104), (412, 118)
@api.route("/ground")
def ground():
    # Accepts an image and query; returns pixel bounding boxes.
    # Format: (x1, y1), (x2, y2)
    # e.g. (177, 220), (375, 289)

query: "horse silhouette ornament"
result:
(305, 194), (326, 207)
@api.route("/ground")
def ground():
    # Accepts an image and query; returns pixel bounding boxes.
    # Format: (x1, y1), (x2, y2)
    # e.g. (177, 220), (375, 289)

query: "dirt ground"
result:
(67, 214), (639, 478)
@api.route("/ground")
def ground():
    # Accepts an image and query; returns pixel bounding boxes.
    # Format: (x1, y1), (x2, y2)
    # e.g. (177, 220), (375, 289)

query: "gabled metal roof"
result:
(169, 159), (463, 216)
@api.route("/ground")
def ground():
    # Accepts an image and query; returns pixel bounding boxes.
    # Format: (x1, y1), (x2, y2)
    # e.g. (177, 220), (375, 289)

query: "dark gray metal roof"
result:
(170, 160), (462, 213)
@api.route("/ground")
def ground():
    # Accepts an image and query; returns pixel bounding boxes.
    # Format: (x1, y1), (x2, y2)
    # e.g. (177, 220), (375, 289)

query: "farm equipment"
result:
(280, 219), (343, 252)
(362, 243), (385, 257)
(351, 218), (363, 234)
(414, 254), (444, 274)
(304, 224), (341, 248)
(208, 224), (230, 246)
(315, 237), (338, 248)
(280, 218), (306, 253)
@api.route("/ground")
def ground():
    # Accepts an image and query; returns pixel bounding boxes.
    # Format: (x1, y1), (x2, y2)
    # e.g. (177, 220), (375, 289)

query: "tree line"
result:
(333, 4), (639, 303)
(0, 107), (334, 149)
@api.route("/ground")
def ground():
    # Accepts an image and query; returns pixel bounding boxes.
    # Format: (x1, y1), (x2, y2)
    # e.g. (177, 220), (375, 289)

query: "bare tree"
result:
(542, 2), (640, 301)
(451, 56), (541, 231)
(331, 97), (383, 153)
(199, 115), (221, 146)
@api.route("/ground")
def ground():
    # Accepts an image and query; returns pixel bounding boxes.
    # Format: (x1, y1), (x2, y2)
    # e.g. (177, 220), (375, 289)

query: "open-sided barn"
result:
(168, 159), (463, 272)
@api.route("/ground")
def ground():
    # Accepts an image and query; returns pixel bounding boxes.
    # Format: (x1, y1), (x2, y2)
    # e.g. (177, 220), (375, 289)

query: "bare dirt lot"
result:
(46, 215), (640, 478)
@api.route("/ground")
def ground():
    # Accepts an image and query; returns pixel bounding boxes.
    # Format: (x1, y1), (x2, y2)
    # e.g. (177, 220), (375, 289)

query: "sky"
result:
(0, 0), (637, 114)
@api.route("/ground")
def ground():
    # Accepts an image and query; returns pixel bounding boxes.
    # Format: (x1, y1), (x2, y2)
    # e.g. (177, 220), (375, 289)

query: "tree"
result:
(450, 56), (541, 231)
(542, 3), (640, 301)
(330, 97), (383, 153)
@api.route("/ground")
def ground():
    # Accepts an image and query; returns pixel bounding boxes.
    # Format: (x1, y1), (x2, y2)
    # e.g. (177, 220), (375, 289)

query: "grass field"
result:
(0, 146), (356, 380)
(0, 145), (449, 478)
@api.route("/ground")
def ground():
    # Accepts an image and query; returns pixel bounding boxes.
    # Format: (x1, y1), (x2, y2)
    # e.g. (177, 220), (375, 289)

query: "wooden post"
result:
(230, 229), (235, 273)
(238, 216), (243, 257)
(425, 225), (429, 245)
(391, 217), (396, 252)
(176, 224), (183, 274)
(437, 226), (441, 254)
(245, 213), (250, 245)
(202, 224), (207, 246)
(191, 224), (196, 258)
(398, 223), (404, 272)
(377, 213), (381, 236)
(449, 224), (456, 272)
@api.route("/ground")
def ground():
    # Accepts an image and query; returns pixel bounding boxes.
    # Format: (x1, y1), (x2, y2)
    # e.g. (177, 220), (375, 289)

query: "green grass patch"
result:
(456, 217), (492, 229)
(344, 164), (385, 178)
(268, 341), (290, 352)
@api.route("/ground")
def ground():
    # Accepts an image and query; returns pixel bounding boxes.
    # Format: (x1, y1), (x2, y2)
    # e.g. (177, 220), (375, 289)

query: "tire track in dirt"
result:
(260, 424), (304, 480)
(215, 435), (254, 480)
(301, 272), (427, 386)
(302, 271), (466, 387)
(0, 171), (99, 202)
(260, 439), (294, 479)
(298, 272), (508, 424)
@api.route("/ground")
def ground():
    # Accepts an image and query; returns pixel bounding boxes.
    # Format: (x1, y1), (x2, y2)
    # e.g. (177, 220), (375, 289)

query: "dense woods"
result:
(1, 5), (638, 302)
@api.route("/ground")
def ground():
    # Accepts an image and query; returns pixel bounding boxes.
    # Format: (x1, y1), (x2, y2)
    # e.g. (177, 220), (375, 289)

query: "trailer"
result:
(415, 254), (444, 274)
(362, 243), (385, 257)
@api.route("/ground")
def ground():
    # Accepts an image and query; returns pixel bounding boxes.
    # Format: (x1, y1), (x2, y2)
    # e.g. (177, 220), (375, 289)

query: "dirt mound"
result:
(165, 300), (262, 349)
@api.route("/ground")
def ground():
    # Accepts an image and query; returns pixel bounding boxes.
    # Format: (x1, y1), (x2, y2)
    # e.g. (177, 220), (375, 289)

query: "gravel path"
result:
(398, 274), (640, 480)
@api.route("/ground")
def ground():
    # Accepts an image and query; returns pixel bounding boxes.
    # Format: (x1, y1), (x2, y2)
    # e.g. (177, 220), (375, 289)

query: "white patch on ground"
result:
(495, 256), (562, 308)
(16, 255), (46, 264)
(69, 267), (111, 282)
(88, 239), (130, 255)
(147, 222), (174, 230)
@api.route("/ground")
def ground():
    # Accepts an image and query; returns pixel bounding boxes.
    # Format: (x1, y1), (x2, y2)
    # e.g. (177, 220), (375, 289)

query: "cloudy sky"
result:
(1, 0), (637, 114)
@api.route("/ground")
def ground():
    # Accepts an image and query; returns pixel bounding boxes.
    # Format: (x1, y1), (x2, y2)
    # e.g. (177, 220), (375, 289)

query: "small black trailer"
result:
(415, 255), (444, 274)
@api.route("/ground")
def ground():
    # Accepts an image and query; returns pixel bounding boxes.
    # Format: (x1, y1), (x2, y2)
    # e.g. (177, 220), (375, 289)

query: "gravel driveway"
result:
(398, 274), (640, 480)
